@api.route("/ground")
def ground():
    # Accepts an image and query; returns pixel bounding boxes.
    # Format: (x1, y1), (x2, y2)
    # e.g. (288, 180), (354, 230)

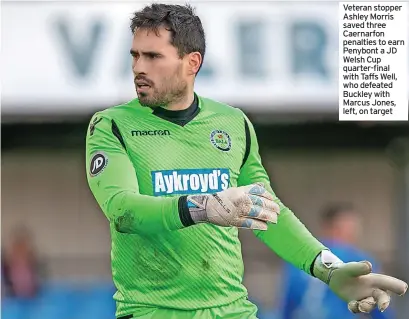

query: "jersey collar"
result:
(151, 93), (200, 127)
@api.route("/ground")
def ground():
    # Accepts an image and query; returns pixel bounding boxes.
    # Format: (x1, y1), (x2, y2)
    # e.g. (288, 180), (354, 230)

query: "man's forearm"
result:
(254, 207), (327, 275)
(104, 191), (184, 234)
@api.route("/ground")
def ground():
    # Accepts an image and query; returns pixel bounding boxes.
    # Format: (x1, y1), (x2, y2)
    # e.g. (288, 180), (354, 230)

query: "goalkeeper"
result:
(85, 3), (407, 319)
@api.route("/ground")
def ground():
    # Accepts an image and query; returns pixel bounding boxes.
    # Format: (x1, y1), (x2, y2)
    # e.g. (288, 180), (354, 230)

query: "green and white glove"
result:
(185, 183), (280, 230)
(313, 250), (408, 314)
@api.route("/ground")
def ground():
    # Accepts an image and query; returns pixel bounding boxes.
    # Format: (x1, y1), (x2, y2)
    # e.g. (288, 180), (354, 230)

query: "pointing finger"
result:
(370, 274), (408, 296)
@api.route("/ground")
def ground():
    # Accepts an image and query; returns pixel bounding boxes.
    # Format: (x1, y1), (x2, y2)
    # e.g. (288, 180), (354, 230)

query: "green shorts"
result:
(118, 297), (259, 319)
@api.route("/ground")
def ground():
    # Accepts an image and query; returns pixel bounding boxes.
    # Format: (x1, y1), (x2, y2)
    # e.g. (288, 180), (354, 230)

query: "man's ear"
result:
(187, 52), (202, 75)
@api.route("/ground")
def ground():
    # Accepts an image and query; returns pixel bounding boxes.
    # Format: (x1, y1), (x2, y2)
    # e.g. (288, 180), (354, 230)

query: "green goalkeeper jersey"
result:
(85, 94), (326, 317)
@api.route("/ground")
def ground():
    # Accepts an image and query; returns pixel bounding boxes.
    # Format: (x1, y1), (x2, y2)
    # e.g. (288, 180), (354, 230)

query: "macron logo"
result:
(131, 130), (170, 136)
(152, 168), (230, 196)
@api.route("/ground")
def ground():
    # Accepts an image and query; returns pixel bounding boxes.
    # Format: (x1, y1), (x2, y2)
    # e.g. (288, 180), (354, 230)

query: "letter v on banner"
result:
(54, 18), (105, 78)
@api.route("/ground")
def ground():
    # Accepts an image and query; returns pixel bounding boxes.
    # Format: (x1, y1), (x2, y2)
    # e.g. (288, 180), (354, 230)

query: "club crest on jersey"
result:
(152, 168), (230, 196)
(210, 130), (231, 152)
(89, 152), (108, 177)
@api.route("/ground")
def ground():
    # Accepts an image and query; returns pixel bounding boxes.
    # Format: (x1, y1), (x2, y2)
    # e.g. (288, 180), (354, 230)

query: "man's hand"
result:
(313, 250), (408, 314)
(186, 183), (280, 230)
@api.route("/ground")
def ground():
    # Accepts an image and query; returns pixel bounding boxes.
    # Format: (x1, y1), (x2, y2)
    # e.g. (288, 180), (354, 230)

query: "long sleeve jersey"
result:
(85, 94), (326, 317)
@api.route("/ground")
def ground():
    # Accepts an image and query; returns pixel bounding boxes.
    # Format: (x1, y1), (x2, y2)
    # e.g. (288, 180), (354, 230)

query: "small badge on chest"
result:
(210, 130), (231, 152)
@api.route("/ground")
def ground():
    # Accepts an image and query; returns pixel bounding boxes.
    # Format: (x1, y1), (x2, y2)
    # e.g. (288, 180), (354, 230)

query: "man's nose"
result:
(132, 58), (147, 75)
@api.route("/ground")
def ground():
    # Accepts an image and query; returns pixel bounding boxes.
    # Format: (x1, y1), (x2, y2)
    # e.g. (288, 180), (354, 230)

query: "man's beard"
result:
(136, 65), (187, 108)
(138, 80), (187, 108)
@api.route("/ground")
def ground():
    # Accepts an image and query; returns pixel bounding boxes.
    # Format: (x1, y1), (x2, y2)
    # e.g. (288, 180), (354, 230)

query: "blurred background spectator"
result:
(2, 225), (43, 299)
(1, 1), (408, 319)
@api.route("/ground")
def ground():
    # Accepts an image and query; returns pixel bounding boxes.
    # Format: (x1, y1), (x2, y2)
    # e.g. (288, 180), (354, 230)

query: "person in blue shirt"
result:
(278, 203), (395, 319)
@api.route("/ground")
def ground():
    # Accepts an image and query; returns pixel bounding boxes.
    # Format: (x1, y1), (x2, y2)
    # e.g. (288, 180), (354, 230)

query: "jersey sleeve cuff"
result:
(178, 196), (195, 227)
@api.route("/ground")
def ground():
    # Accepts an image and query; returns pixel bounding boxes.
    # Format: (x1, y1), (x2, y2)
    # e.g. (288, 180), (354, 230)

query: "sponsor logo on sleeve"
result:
(89, 152), (108, 177)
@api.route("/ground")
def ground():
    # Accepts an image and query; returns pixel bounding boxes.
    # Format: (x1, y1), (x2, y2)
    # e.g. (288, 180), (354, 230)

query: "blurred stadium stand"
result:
(1, 282), (116, 319)
(2, 1), (408, 319)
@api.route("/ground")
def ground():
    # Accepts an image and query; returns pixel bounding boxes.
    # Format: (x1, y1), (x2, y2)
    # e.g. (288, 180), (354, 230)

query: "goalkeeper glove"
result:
(313, 250), (408, 314)
(182, 183), (280, 230)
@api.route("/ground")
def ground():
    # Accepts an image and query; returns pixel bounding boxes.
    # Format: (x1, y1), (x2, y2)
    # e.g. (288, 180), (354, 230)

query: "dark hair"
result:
(130, 3), (206, 74)
(320, 202), (356, 225)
